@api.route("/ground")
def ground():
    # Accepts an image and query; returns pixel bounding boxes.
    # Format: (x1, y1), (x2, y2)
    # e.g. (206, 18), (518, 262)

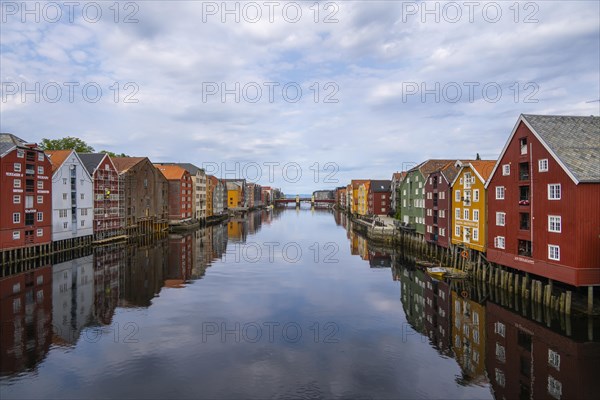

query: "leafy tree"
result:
(100, 150), (129, 157)
(40, 137), (95, 152)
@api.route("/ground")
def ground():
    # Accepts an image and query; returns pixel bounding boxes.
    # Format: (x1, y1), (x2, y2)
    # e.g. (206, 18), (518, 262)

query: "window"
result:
(63, 193), (67, 200)
(472, 228), (479, 241)
(548, 376), (562, 400)
(80, 193), (84, 200)
(440, 210), (445, 218)
(464, 209), (469, 220)
(496, 342), (506, 363)
(496, 212), (506, 226)
(473, 329), (480, 345)
(38, 152), (45, 161)
(539, 159), (548, 172)
(496, 186), (505, 199)
(548, 349), (560, 370)
(548, 184), (561, 200)
(473, 189), (479, 202)
(455, 208), (460, 220)
(440, 228), (445, 237)
(548, 216), (561, 232)
(14, 179), (21, 188)
(455, 190), (461, 201)
(13, 213), (20, 223)
(37, 166), (44, 174)
(473, 209), (479, 222)
(81, 220), (85, 227)
(37, 212), (43, 221)
(549, 245), (560, 261)
(36, 228), (43, 237)
(13, 195), (20, 204)
(81, 208), (88, 216)
(144, 178), (148, 188)
(502, 164), (510, 175)
(37, 195), (43, 204)
(25, 195), (33, 208)
(494, 322), (506, 337)
(519, 137), (528, 155)
(518, 240), (532, 257)
(17, 149), (24, 158)
(520, 213), (530, 230)
(455, 226), (461, 237)
(439, 191), (445, 200)
(14, 163), (21, 172)
(37, 181), (43, 189)
(63, 178), (67, 184)
(495, 236), (505, 249)
(63, 222), (68, 229)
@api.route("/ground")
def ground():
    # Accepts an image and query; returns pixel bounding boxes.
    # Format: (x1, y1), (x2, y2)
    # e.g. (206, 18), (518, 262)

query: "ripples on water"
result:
(1, 207), (598, 399)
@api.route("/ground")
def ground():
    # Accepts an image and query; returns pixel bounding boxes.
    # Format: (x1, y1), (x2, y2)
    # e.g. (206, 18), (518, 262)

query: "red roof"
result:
(45, 150), (73, 174)
(153, 164), (188, 180)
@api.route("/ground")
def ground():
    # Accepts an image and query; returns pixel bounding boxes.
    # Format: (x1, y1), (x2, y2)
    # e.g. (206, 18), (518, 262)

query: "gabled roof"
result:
(486, 114), (600, 186)
(45, 150), (72, 174)
(154, 164), (188, 180)
(370, 180), (391, 192)
(159, 162), (204, 176)
(392, 171), (406, 182)
(78, 153), (109, 175)
(439, 161), (461, 184)
(0, 133), (29, 157)
(451, 160), (497, 186)
(226, 181), (242, 190)
(351, 179), (368, 189)
(111, 157), (148, 173)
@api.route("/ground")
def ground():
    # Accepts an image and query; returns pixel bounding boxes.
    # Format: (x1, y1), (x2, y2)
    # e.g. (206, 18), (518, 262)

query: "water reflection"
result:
(0, 208), (598, 399)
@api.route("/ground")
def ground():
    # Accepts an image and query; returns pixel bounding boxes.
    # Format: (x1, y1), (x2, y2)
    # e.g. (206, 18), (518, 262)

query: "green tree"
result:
(100, 150), (129, 157)
(40, 137), (95, 152)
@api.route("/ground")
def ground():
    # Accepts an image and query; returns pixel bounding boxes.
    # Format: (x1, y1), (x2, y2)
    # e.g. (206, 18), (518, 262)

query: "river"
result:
(1, 207), (598, 399)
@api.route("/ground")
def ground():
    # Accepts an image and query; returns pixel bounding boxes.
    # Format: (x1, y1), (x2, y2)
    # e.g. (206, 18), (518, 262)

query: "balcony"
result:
(519, 186), (530, 206)
(519, 162), (530, 181)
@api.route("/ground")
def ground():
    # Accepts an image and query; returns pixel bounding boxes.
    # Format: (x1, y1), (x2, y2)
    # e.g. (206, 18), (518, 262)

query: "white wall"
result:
(51, 151), (94, 241)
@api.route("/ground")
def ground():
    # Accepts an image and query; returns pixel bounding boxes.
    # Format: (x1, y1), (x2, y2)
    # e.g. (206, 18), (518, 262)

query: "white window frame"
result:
(13, 195), (20, 204)
(496, 212), (506, 226)
(12, 231), (20, 240)
(463, 209), (469, 220)
(455, 208), (460, 220)
(548, 215), (561, 233)
(548, 245), (560, 261)
(472, 228), (479, 241)
(13, 213), (20, 223)
(473, 209), (479, 222)
(37, 212), (43, 222)
(14, 163), (21, 172)
(36, 228), (43, 237)
(502, 164), (510, 176)
(17, 149), (24, 158)
(473, 189), (479, 202)
(496, 186), (505, 200)
(37, 166), (44, 174)
(455, 226), (460, 237)
(548, 184), (561, 200)
(14, 179), (21, 188)
(455, 190), (461, 201)
(495, 236), (505, 249)
(539, 159), (548, 172)
(548, 349), (560, 371)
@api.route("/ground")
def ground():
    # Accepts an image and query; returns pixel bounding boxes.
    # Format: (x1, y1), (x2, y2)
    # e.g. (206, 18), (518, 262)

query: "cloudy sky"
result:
(1, 0), (599, 193)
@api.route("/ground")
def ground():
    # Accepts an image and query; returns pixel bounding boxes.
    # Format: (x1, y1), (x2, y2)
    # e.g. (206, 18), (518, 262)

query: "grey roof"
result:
(523, 114), (600, 183)
(78, 153), (107, 175)
(0, 133), (27, 157)
(370, 180), (391, 192)
(159, 162), (204, 175)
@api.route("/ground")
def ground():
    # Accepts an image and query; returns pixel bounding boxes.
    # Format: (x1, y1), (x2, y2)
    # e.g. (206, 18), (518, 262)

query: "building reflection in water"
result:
(0, 265), (53, 376)
(338, 216), (600, 398)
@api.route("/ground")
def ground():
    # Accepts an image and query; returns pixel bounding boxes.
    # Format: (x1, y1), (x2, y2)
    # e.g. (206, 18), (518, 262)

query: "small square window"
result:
(539, 159), (548, 172)
(13, 195), (21, 204)
(37, 181), (43, 189)
(495, 236), (505, 249)
(496, 186), (505, 200)
(548, 184), (561, 200)
(12, 231), (20, 240)
(14, 163), (21, 172)
(549, 216), (561, 233)
(37, 166), (44, 174)
(36, 228), (43, 237)
(37, 195), (43, 204)
(14, 179), (21, 188)
(17, 149), (24, 158)
(38, 152), (45, 161)
(37, 212), (43, 222)
(548, 245), (560, 261)
(13, 213), (21, 223)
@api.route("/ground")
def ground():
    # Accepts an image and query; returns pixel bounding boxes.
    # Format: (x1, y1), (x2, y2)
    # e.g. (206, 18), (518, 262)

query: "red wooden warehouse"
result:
(0, 134), (52, 251)
(485, 114), (600, 289)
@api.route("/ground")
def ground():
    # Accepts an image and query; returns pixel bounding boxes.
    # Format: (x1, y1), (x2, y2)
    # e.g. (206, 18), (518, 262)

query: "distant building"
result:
(157, 163), (207, 223)
(391, 172), (406, 215)
(154, 164), (193, 225)
(226, 181), (244, 209)
(424, 162), (460, 248)
(0, 134), (53, 250)
(450, 160), (496, 254)
(368, 180), (391, 216)
(46, 150), (93, 244)
(79, 153), (123, 241)
(112, 157), (169, 234)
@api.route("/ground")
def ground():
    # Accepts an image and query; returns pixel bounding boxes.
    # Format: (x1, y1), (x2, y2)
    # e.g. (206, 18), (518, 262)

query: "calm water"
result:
(1, 208), (599, 399)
